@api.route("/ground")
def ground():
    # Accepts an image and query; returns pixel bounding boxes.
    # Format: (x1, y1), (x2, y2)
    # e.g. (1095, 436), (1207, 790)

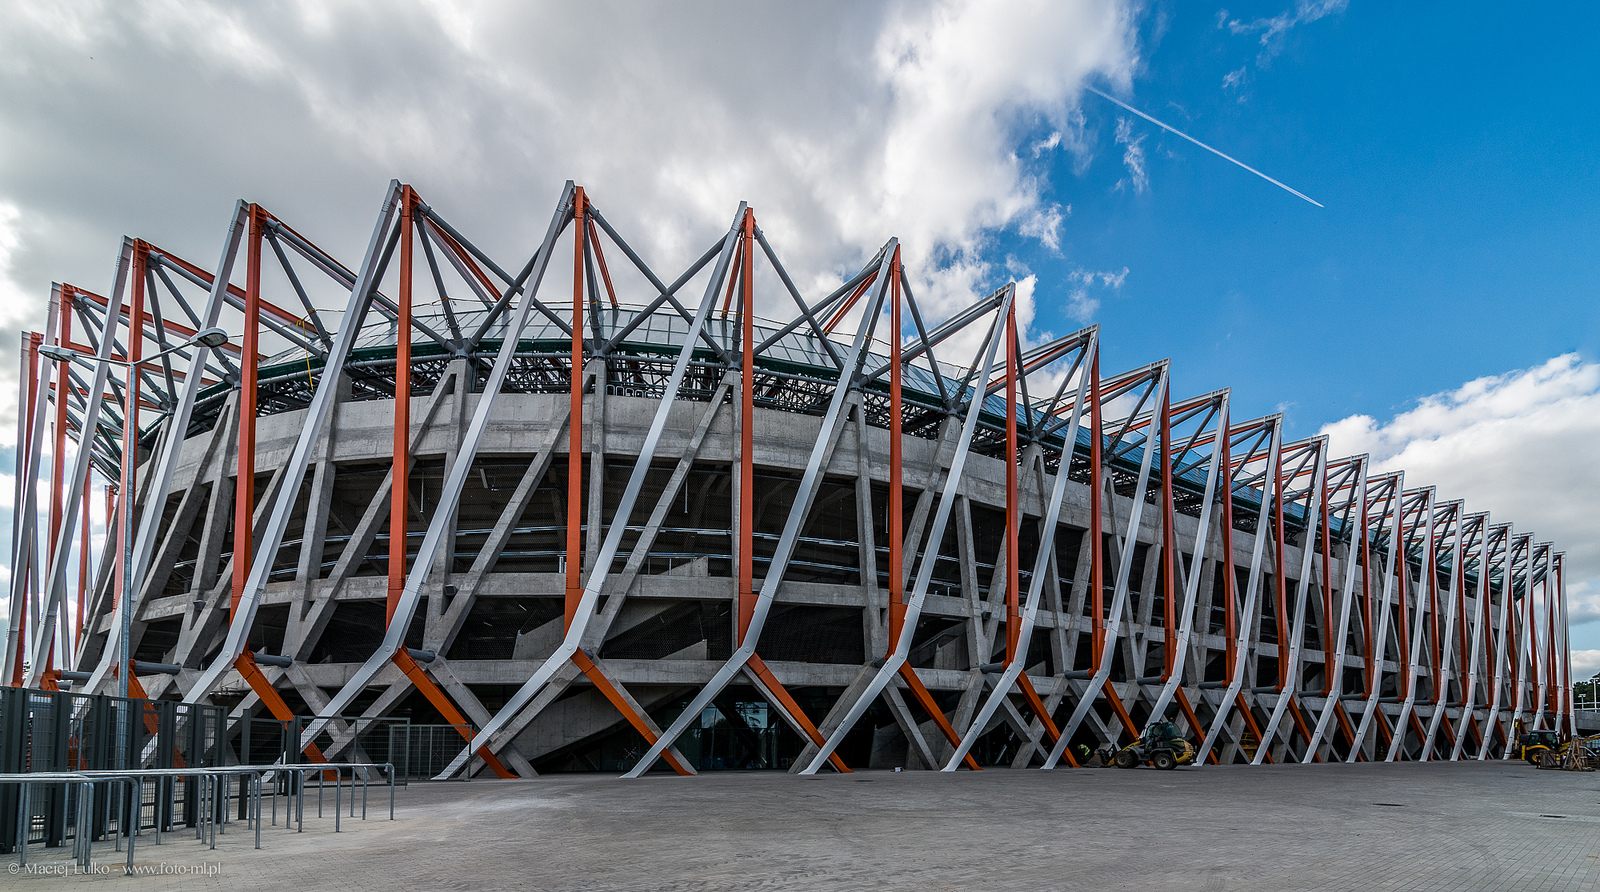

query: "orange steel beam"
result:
(50, 292), (71, 557)
(1333, 700), (1360, 755)
(391, 649), (515, 778)
(1045, 363), (1158, 418)
(1320, 470), (1335, 696)
(1220, 424), (1237, 682)
(1545, 565), (1558, 720)
(1558, 557), (1569, 729)
(40, 291), (73, 679)
(821, 271), (877, 333)
(1102, 680), (1139, 738)
(1506, 549), (1519, 716)
(1407, 712), (1428, 756)
(149, 243), (309, 332)
(1019, 673), (1065, 742)
(70, 286), (245, 354)
(1234, 433), (1281, 763)
(1159, 387), (1176, 678)
(1389, 501), (1412, 748)
(736, 209), (756, 638)
(388, 188), (414, 623)
(746, 654), (849, 773)
(1468, 534), (1496, 755)
(896, 664), (982, 770)
(1360, 498), (1374, 705)
(1201, 414), (1242, 763)
(378, 192), (513, 780)
(234, 651), (329, 767)
(718, 211), (849, 772)
(231, 209), (263, 616)
(1288, 700), (1321, 762)
(880, 247), (978, 769)
(564, 188), (586, 629)
(76, 471), (90, 647)
(53, 339), (217, 386)
(1374, 705), (1394, 749)
(718, 253), (740, 318)
(1344, 485), (1373, 761)
(220, 211), (336, 767)
(104, 256), (148, 688)
(887, 245), (904, 648)
(424, 215), (502, 305)
(883, 244), (908, 649)
(569, 650), (689, 776)
(1088, 344), (1105, 669)
(1457, 531), (1475, 696)
(1174, 688), (1219, 765)
(48, 380), (164, 414)
(124, 667), (186, 768)
(585, 218), (620, 309)
(999, 304), (1060, 748)
(8, 333), (39, 684)
(1239, 698), (1272, 763)
(1429, 529), (1444, 717)
(1519, 547), (1529, 724)
(1212, 422), (1275, 762)
(982, 337), (1083, 393)
(1273, 461), (1289, 692)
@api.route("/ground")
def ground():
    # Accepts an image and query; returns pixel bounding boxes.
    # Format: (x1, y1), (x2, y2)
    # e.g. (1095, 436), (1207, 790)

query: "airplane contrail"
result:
(1086, 86), (1324, 209)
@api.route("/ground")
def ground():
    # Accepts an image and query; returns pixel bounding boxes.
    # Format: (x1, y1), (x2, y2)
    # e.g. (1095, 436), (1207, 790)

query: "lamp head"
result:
(192, 327), (229, 349)
(38, 344), (79, 363)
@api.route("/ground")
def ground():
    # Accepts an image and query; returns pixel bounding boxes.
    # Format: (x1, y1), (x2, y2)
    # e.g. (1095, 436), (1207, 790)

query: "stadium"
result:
(2, 180), (1574, 779)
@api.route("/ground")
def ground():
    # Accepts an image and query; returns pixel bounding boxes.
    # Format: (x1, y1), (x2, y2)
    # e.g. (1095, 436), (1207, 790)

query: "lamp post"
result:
(39, 327), (229, 728)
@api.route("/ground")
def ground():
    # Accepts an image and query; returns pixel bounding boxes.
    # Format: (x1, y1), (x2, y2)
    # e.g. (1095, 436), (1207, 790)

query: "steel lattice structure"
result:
(2, 180), (1576, 778)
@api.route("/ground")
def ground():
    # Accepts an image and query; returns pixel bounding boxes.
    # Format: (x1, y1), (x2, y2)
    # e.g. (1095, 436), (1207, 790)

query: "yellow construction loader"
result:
(1109, 721), (1197, 770)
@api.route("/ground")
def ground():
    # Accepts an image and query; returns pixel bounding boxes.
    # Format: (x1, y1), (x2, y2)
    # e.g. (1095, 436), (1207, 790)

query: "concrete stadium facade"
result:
(3, 181), (1575, 778)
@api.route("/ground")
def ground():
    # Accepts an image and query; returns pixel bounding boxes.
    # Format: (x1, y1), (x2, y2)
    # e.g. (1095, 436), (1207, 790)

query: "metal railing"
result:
(387, 724), (474, 780)
(3, 763), (393, 874)
(4, 685), (405, 871)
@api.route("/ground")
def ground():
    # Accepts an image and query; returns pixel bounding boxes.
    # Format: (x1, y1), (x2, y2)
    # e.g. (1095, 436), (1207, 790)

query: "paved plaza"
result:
(7, 761), (1600, 890)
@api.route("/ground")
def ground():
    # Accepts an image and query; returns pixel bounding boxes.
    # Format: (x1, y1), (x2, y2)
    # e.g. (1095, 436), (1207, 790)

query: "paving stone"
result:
(7, 761), (1600, 890)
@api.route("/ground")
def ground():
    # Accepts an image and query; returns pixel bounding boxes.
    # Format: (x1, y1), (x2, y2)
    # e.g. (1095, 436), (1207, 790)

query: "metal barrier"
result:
(2, 763), (394, 874)
(4, 686), (398, 872)
(387, 723), (475, 780)
(2, 774), (99, 872)
(289, 715), (413, 779)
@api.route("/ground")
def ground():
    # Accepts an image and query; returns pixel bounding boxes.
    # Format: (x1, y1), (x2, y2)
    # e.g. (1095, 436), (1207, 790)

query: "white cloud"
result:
(1112, 117), (1148, 194)
(1221, 0), (1348, 64)
(0, 202), (31, 431)
(1572, 649), (1600, 682)
(1216, 0), (1344, 99)
(1061, 265), (1130, 323)
(0, 1), (1141, 418)
(1320, 353), (1600, 629)
(1018, 204), (1068, 251)
(0, 1), (1145, 595)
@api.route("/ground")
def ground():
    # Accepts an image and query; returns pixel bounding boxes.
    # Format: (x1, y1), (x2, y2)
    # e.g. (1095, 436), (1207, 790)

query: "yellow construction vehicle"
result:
(1109, 721), (1197, 770)
(1516, 728), (1560, 767)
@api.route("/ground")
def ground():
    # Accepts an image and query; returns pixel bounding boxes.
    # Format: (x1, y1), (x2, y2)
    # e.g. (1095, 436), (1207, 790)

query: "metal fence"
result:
(0, 686), (227, 854)
(387, 724), (474, 780)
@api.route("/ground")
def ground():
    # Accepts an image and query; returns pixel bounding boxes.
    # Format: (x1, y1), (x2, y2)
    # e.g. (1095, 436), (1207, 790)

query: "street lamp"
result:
(38, 325), (230, 749)
(39, 325), (228, 366)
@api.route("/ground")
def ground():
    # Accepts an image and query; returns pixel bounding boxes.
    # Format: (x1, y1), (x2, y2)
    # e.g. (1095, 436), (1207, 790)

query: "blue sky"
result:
(1, 0), (1596, 665)
(1016, 1), (1600, 431)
